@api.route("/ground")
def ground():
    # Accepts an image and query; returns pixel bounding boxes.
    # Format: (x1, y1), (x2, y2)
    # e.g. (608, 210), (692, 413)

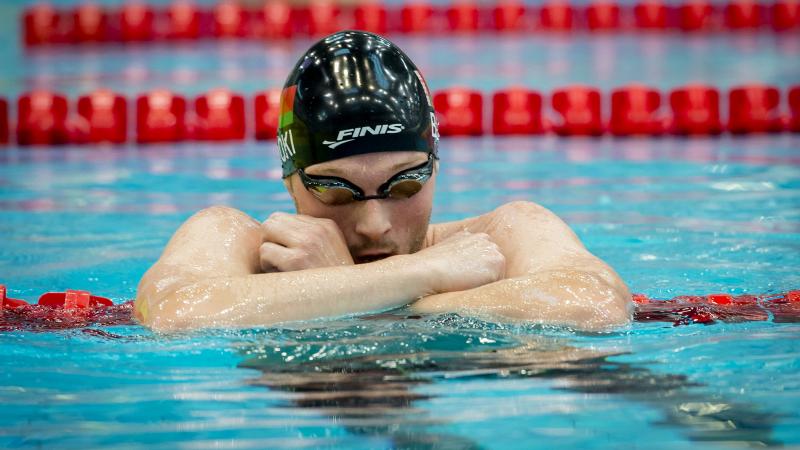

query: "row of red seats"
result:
(24, 0), (800, 46)
(2, 84), (799, 145)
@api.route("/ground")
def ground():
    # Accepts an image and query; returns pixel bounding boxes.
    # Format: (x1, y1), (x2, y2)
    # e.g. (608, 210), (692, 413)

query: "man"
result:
(135, 31), (631, 332)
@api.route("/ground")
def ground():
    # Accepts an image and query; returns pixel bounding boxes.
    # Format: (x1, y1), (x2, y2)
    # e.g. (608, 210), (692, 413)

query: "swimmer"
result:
(135, 31), (632, 332)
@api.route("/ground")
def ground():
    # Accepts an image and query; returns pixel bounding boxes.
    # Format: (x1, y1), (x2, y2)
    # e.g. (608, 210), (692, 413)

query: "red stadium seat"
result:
(725, 0), (763, 29)
(213, 0), (248, 38)
(194, 89), (246, 141)
(772, 0), (800, 31)
(789, 85), (800, 132)
(447, 1), (480, 32)
(434, 88), (483, 136)
(17, 91), (70, 146)
(586, 2), (621, 31)
(668, 85), (723, 135)
(492, 88), (545, 135)
(307, 0), (341, 36)
(256, 1), (293, 39)
(634, 1), (669, 29)
(119, 2), (156, 42)
(23, 4), (63, 46)
(72, 3), (109, 43)
(254, 90), (281, 140)
(76, 90), (128, 144)
(551, 86), (604, 136)
(354, 2), (388, 34)
(678, 1), (716, 31)
(539, 2), (574, 31)
(401, 3), (435, 33)
(610, 85), (664, 136)
(165, 0), (202, 40)
(136, 90), (187, 143)
(727, 85), (783, 134)
(0, 98), (8, 145)
(493, 1), (527, 32)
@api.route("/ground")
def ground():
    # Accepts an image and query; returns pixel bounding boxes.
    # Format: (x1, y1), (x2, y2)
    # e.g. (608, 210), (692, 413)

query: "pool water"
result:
(2, 1), (800, 449)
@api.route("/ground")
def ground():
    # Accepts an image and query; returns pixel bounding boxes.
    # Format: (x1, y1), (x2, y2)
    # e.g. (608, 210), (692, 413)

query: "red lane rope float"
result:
(633, 291), (800, 325)
(1, 284), (799, 331)
(1, 286), (134, 332)
(0, 97), (8, 145)
(21, 0), (800, 47)
(4, 83), (799, 146)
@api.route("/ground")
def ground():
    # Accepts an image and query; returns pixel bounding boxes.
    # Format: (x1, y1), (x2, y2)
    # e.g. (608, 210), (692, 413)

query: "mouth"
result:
(354, 252), (394, 264)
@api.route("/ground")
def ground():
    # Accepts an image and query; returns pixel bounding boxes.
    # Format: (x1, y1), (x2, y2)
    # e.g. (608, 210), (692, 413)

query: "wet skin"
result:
(134, 151), (632, 332)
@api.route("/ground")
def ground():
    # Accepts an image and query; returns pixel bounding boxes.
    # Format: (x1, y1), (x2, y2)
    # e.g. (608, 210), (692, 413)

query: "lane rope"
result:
(2, 284), (798, 332)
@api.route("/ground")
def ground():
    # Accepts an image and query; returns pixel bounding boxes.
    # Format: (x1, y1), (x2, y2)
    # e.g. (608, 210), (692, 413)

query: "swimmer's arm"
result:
(416, 201), (632, 331)
(135, 206), (435, 332)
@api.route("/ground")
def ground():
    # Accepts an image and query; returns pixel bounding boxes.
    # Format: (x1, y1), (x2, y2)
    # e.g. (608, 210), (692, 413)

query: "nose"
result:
(354, 199), (392, 241)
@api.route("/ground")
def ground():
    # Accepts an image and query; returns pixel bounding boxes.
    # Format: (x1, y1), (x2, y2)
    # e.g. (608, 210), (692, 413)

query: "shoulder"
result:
(156, 205), (263, 273)
(164, 206), (259, 248)
(425, 201), (566, 247)
(184, 205), (260, 231)
(489, 201), (577, 236)
(490, 201), (558, 221)
(136, 205), (263, 320)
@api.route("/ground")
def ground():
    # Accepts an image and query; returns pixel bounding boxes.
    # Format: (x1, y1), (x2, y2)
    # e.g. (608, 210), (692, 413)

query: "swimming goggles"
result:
(298, 153), (437, 205)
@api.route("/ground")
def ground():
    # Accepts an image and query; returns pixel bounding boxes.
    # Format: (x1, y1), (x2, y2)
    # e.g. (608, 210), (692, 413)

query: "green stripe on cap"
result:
(279, 85), (297, 128)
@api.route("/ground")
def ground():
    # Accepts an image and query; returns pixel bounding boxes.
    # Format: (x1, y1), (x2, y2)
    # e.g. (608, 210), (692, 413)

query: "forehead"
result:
(304, 151), (428, 177)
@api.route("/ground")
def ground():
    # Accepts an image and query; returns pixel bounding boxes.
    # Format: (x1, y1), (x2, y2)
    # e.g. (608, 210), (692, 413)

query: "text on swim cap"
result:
(323, 124), (405, 149)
(278, 130), (296, 163)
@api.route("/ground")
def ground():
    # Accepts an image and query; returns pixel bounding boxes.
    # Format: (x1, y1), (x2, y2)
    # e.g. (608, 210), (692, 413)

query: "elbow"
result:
(535, 268), (633, 332)
(570, 279), (633, 332)
(134, 289), (195, 333)
(583, 297), (632, 332)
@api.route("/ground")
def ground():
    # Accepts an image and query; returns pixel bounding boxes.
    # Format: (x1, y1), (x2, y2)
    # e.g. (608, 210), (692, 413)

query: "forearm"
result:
(411, 268), (632, 331)
(138, 256), (430, 331)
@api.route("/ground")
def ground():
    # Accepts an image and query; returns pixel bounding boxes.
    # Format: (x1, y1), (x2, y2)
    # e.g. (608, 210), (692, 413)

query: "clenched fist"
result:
(413, 231), (506, 294)
(260, 212), (354, 272)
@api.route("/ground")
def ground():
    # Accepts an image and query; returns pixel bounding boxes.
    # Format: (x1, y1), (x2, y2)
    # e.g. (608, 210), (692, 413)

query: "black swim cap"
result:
(276, 30), (439, 178)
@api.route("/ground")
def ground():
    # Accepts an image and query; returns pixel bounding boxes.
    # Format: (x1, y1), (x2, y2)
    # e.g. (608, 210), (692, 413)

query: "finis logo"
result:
(323, 124), (405, 149)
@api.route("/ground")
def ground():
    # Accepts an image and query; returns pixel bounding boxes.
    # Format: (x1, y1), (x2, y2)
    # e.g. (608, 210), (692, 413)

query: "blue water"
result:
(2, 1), (800, 449)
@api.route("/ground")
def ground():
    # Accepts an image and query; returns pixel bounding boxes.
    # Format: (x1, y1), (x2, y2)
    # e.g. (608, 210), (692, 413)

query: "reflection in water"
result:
(237, 314), (780, 449)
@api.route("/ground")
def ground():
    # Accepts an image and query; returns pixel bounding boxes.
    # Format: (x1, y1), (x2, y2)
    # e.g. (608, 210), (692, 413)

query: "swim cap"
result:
(276, 30), (439, 178)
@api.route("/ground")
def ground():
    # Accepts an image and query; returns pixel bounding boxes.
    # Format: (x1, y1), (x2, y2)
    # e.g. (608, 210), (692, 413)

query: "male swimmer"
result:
(135, 31), (632, 332)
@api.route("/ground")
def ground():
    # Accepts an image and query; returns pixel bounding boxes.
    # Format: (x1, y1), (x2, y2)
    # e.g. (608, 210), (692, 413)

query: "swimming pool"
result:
(2, 1), (800, 449)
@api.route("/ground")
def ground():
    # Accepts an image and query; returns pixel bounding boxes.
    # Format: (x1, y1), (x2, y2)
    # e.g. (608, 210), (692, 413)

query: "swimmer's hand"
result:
(259, 212), (354, 273)
(411, 231), (506, 295)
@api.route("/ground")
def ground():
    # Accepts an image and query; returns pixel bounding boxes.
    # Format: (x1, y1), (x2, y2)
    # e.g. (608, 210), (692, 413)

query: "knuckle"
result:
(289, 250), (307, 264)
(259, 242), (273, 256)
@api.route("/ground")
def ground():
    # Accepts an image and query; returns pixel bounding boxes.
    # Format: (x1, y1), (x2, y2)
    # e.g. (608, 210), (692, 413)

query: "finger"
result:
(259, 242), (306, 272)
(259, 242), (284, 272)
(288, 214), (342, 239)
(261, 214), (314, 248)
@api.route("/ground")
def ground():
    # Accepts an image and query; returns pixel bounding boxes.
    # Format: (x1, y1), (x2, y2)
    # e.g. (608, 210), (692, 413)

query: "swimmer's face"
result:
(286, 151), (436, 264)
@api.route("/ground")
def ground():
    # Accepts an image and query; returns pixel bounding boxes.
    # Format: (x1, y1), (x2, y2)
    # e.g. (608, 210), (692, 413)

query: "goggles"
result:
(298, 154), (437, 206)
